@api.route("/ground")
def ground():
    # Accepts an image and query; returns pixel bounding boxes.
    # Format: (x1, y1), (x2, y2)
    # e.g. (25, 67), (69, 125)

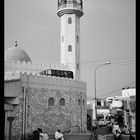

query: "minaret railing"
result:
(57, 0), (83, 10)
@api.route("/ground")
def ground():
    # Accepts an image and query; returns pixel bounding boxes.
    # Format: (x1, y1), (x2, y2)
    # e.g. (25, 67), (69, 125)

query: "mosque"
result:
(4, 0), (87, 140)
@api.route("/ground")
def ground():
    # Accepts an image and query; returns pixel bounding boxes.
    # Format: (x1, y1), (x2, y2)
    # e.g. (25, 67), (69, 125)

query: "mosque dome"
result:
(5, 41), (32, 63)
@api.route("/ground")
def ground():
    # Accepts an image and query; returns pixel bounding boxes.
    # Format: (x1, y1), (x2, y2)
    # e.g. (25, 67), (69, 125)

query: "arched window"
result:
(77, 63), (79, 70)
(68, 45), (72, 52)
(78, 99), (81, 105)
(83, 99), (85, 106)
(62, 36), (64, 42)
(48, 97), (54, 106)
(77, 36), (79, 42)
(59, 98), (65, 106)
(68, 17), (72, 24)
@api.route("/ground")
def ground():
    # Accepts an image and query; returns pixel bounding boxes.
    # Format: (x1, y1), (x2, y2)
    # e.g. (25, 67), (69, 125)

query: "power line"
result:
(81, 61), (135, 67)
(97, 81), (135, 98)
(81, 55), (135, 65)
(81, 57), (135, 69)
(81, 61), (135, 69)
(81, 58), (135, 66)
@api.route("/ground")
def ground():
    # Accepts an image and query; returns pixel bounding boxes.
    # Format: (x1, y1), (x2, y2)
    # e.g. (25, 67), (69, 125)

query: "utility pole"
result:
(94, 62), (111, 121)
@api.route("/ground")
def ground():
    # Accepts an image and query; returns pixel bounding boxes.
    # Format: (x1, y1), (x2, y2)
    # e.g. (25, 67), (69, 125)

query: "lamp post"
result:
(94, 62), (111, 121)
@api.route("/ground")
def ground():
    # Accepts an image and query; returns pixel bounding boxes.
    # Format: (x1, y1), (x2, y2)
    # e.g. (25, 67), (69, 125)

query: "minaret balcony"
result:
(57, 0), (83, 17)
(57, 4), (83, 17)
(58, 2), (83, 10)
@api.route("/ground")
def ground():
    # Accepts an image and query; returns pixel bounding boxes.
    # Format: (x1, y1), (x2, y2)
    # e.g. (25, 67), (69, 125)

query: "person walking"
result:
(112, 122), (121, 140)
(55, 129), (64, 140)
(40, 130), (49, 140)
(33, 128), (42, 140)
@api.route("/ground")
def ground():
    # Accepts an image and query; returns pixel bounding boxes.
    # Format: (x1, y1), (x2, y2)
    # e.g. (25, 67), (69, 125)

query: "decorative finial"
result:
(14, 40), (18, 47)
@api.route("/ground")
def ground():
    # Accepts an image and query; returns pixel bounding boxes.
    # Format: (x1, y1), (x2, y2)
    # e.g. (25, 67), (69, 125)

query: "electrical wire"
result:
(81, 58), (135, 66)
(80, 55), (135, 98)
(81, 61), (135, 69)
(81, 55), (135, 65)
(97, 81), (135, 98)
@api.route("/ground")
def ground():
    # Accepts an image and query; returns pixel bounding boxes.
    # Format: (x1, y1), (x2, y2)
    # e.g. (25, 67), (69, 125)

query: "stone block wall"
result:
(9, 72), (87, 139)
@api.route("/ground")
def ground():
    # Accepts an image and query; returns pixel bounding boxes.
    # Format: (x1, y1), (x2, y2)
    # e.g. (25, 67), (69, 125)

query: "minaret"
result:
(57, 0), (83, 80)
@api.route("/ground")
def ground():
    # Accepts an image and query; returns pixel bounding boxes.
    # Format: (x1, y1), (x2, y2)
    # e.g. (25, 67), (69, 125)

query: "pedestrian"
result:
(55, 129), (64, 140)
(40, 130), (49, 140)
(112, 122), (121, 140)
(107, 122), (113, 134)
(125, 124), (131, 134)
(33, 130), (39, 140)
(126, 125), (135, 140)
(129, 133), (135, 140)
(33, 128), (42, 140)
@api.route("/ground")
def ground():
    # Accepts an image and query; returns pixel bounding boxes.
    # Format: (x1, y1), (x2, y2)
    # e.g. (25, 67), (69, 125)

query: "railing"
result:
(58, 3), (83, 11)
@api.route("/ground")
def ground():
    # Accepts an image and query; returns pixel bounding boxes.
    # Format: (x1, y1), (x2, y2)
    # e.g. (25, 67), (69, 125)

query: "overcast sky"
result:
(5, 0), (135, 98)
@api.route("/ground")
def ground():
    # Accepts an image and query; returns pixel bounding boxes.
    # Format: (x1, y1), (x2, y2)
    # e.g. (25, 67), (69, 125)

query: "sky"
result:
(4, 0), (135, 98)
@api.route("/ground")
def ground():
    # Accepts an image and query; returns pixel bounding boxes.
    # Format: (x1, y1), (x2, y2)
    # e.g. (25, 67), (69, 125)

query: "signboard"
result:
(39, 69), (74, 79)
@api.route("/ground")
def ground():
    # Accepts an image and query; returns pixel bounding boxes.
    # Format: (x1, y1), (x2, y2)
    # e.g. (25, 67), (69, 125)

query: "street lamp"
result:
(94, 62), (111, 121)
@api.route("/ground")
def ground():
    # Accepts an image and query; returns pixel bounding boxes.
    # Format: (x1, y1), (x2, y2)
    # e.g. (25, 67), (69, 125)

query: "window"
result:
(68, 17), (72, 24)
(97, 101), (101, 106)
(59, 98), (65, 106)
(48, 97), (54, 106)
(77, 63), (79, 70)
(78, 99), (81, 105)
(68, 45), (72, 52)
(77, 36), (79, 42)
(83, 99), (85, 106)
(62, 36), (64, 42)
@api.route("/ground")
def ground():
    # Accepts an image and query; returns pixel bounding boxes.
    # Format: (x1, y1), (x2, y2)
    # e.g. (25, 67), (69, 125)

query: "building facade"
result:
(4, 0), (87, 139)
(122, 88), (136, 133)
(5, 71), (87, 140)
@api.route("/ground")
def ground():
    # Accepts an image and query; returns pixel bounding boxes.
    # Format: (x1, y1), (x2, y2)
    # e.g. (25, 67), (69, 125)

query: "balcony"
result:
(57, 0), (83, 17)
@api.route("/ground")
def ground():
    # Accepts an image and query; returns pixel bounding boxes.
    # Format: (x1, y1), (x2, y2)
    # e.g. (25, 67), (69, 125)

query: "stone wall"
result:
(9, 72), (87, 139)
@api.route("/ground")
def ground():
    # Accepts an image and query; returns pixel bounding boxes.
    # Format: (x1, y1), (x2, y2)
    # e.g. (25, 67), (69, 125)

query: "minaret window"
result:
(77, 36), (79, 42)
(78, 99), (81, 105)
(62, 36), (64, 42)
(68, 17), (72, 24)
(77, 63), (79, 70)
(83, 99), (85, 106)
(68, 45), (72, 52)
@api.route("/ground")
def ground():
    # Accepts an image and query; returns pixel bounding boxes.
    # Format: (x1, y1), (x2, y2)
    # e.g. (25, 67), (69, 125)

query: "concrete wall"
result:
(106, 134), (136, 140)
(64, 134), (91, 140)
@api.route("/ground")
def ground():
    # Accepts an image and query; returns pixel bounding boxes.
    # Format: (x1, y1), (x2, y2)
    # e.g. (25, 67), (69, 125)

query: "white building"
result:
(122, 87), (136, 132)
(122, 87), (136, 98)
(87, 97), (110, 121)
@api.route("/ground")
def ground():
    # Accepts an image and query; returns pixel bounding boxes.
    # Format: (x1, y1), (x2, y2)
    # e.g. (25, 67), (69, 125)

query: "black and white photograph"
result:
(4, 0), (135, 140)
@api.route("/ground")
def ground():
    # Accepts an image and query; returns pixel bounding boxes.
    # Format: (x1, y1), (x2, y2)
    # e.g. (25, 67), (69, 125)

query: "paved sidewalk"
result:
(97, 134), (106, 140)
